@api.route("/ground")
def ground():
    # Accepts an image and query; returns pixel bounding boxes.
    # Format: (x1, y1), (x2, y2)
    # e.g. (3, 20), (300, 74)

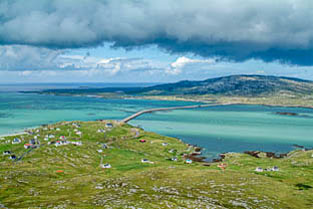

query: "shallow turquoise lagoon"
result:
(1, 92), (313, 160)
(0, 92), (197, 135)
(130, 105), (313, 159)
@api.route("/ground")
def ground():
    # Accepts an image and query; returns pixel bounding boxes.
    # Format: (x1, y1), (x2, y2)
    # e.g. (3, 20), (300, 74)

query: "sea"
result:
(1, 83), (313, 160)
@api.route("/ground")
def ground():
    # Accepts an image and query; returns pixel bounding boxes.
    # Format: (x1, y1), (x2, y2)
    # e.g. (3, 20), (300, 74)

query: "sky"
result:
(1, 0), (313, 83)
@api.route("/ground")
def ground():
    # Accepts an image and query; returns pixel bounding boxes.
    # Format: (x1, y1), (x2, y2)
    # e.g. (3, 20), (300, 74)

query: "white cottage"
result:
(100, 163), (111, 169)
(12, 138), (21, 144)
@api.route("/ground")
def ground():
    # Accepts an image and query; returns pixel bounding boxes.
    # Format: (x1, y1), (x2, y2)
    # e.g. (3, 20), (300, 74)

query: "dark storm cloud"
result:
(1, 0), (313, 65)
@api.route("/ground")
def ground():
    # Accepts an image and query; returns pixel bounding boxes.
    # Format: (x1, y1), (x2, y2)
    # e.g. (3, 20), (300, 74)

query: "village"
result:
(1, 121), (200, 171)
(1, 120), (313, 174)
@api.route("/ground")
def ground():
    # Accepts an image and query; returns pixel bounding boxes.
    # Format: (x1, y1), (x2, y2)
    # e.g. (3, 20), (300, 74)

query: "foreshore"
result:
(0, 131), (27, 138)
(32, 90), (313, 110)
(0, 117), (306, 169)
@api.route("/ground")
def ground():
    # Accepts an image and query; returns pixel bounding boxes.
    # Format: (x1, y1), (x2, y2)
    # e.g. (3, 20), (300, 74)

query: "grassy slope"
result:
(0, 121), (312, 208)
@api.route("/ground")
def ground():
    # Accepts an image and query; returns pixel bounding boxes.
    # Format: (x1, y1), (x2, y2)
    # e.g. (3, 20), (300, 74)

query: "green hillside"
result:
(0, 121), (312, 208)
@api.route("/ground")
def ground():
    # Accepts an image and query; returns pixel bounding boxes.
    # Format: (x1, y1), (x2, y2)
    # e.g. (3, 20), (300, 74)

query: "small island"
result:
(0, 120), (312, 208)
(276, 112), (299, 116)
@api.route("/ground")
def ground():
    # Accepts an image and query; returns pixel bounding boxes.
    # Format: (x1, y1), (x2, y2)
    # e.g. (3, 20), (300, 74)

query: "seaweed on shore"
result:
(183, 154), (206, 162)
(244, 151), (260, 158)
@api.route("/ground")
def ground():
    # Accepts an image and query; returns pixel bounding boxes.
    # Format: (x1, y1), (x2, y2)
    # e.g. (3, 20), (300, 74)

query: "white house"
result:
(100, 163), (111, 169)
(255, 167), (263, 172)
(271, 166), (279, 172)
(72, 123), (81, 128)
(12, 138), (21, 144)
(9, 155), (16, 160)
(141, 159), (154, 164)
(3, 151), (11, 155)
(171, 157), (178, 161)
(55, 140), (70, 147)
(97, 129), (106, 133)
(141, 159), (150, 163)
(71, 141), (82, 146)
(24, 144), (32, 149)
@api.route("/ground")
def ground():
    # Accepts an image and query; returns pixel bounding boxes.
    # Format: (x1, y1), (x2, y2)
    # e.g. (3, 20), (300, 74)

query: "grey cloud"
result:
(0, 45), (64, 71)
(0, 45), (164, 73)
(1, 0), (313, 65)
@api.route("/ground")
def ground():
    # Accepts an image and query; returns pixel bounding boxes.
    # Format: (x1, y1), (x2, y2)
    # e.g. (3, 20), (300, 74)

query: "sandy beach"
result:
(0, 131), (27, 138)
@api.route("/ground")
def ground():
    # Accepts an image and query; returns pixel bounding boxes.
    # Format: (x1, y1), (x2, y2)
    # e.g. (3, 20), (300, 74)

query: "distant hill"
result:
(132, 75), (313, 97)
(37, 75), (313, 98)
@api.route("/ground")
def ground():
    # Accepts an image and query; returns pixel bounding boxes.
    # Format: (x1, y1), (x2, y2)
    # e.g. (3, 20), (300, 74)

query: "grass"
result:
(0, 120), (312, 208)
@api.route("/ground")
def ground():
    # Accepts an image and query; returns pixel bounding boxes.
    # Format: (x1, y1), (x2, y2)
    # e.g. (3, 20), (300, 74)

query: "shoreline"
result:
(33, 91), (313, 110)
(217, 101), (313, 110)
(2, 118), (311, 164)
(0, 131), (27, 138)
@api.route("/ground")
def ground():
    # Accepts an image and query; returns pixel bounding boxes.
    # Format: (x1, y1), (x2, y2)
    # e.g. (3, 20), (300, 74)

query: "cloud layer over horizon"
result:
(1, 0), (313, 66)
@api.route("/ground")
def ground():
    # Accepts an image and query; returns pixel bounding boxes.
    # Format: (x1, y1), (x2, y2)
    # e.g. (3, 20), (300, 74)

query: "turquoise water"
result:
(1, 92), (313, 160)
(0, 92), (198, 135)
(129, 105), (313, 159)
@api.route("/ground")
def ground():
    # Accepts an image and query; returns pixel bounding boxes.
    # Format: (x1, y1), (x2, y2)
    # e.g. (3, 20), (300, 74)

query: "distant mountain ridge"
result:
(133, 75), (313, 96)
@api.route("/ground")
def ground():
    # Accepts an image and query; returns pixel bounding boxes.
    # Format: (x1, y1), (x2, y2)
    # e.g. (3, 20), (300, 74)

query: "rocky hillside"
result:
(135, 75), (313, 96)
